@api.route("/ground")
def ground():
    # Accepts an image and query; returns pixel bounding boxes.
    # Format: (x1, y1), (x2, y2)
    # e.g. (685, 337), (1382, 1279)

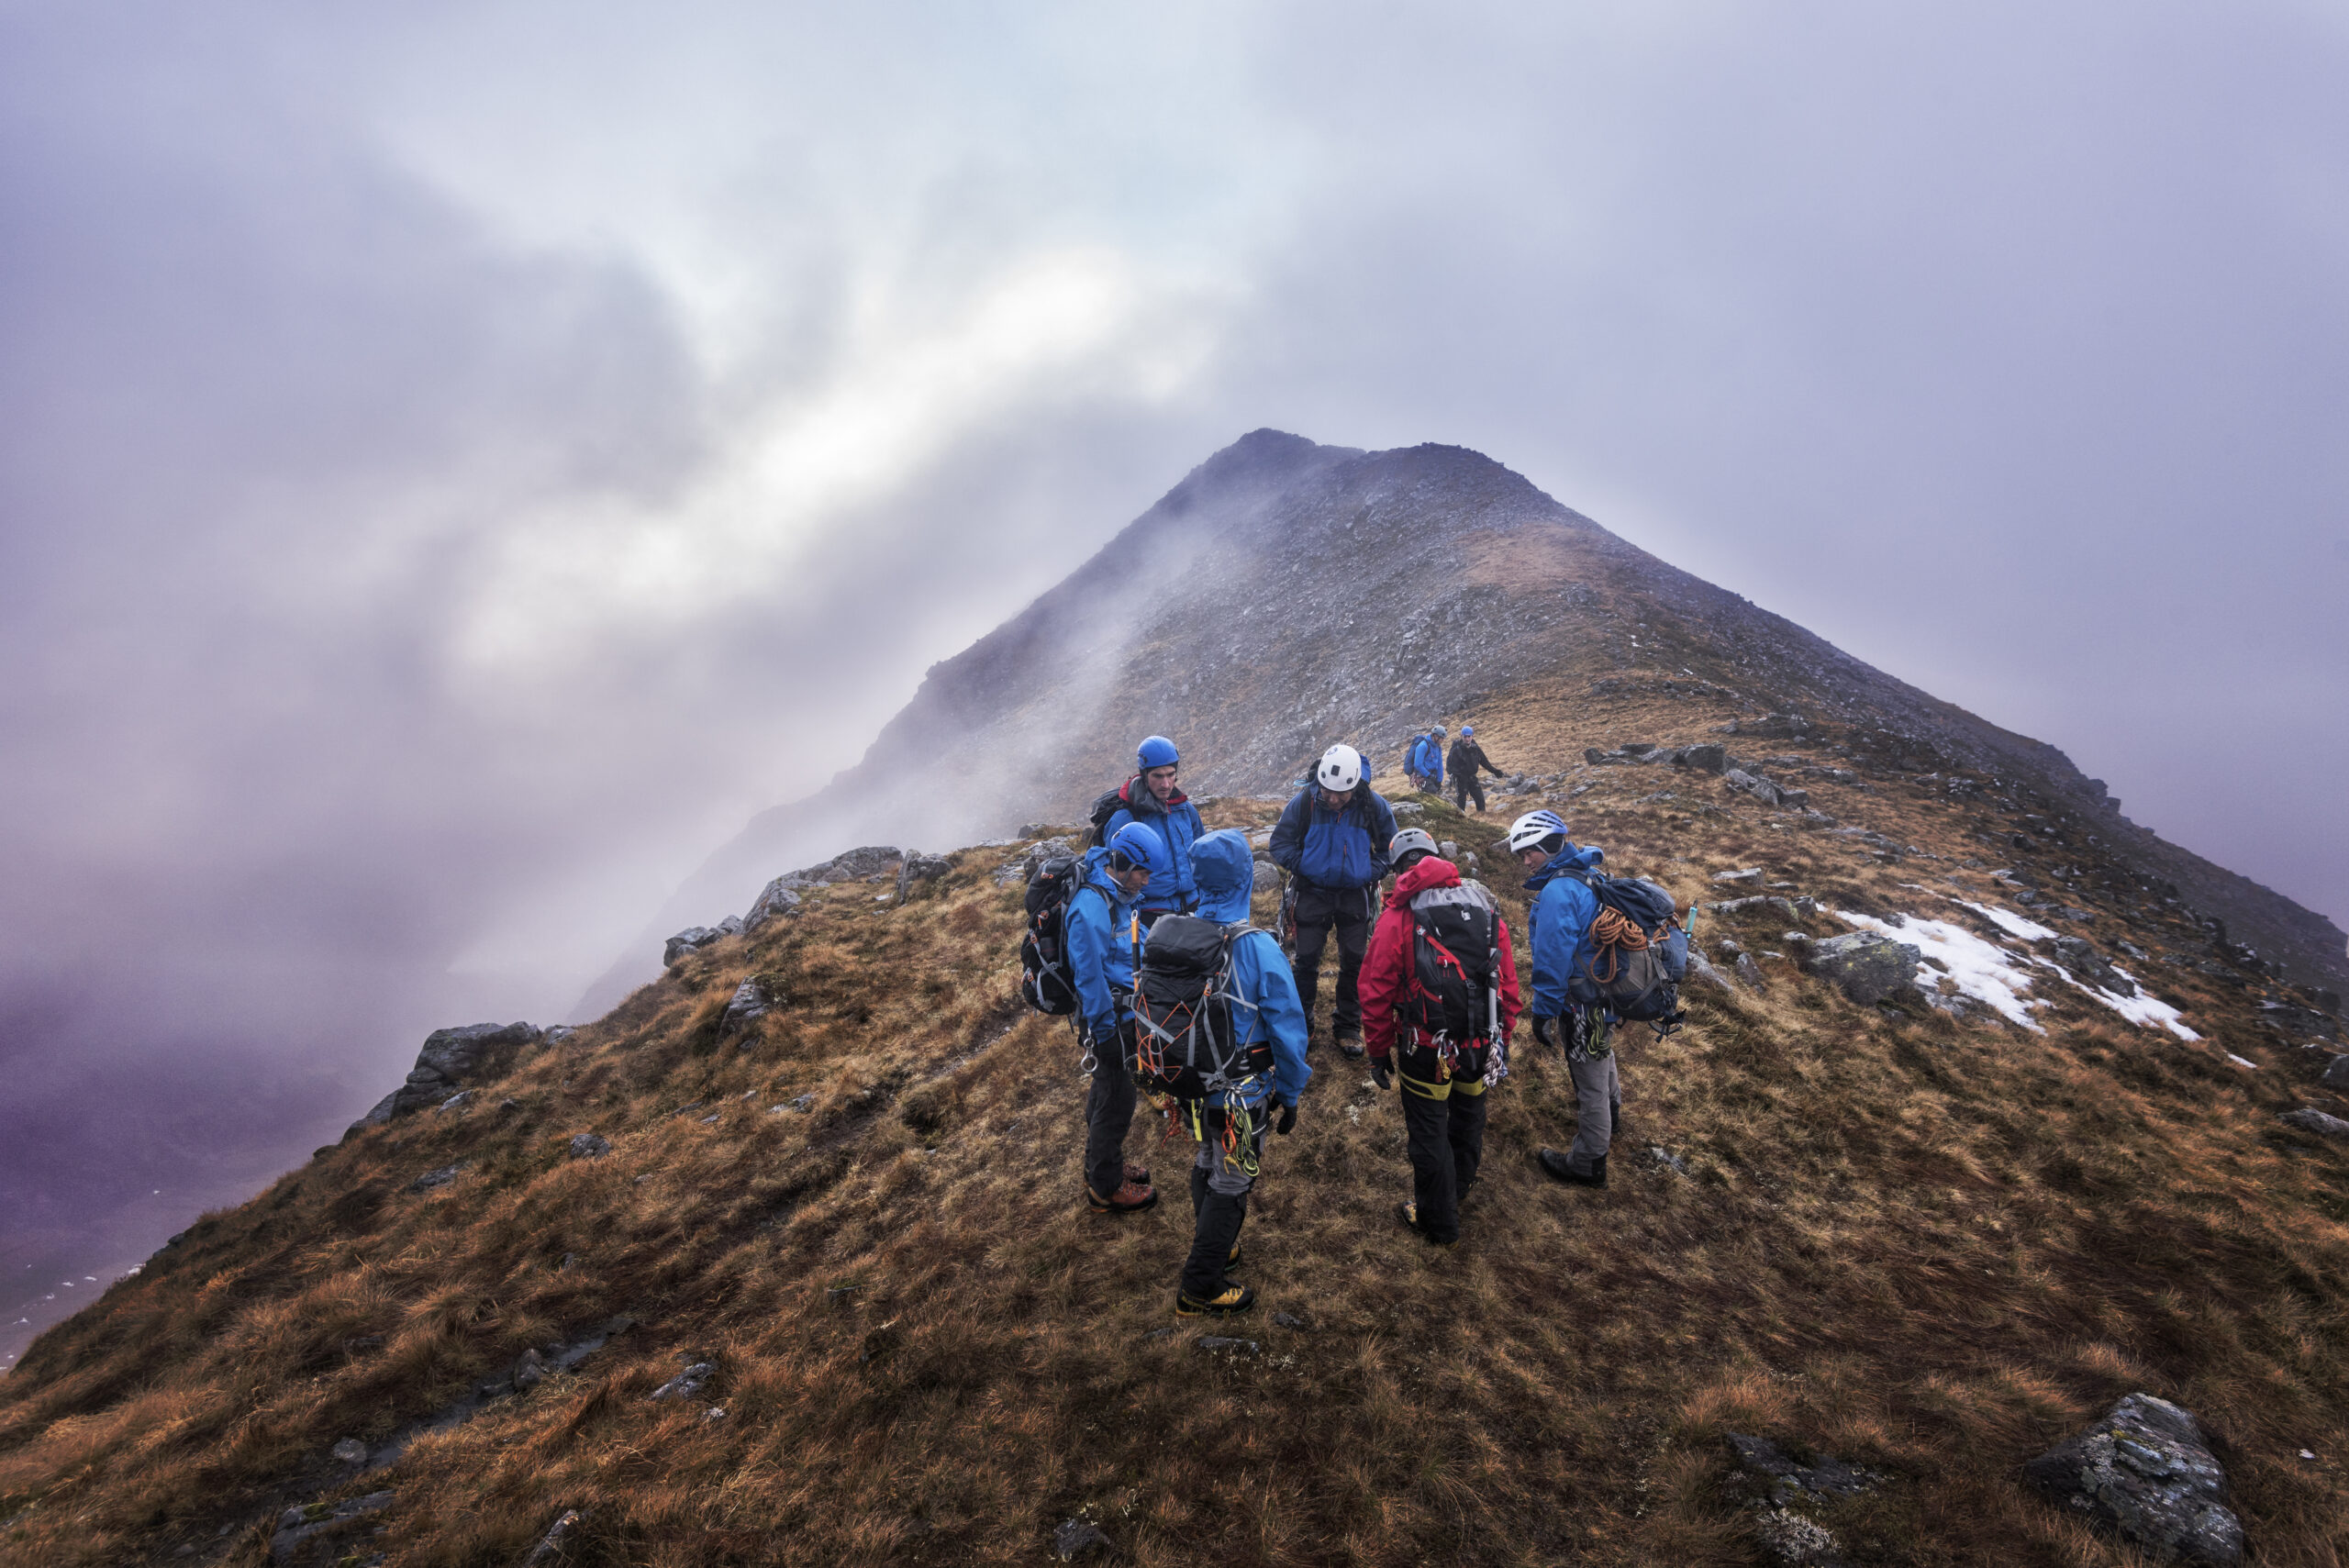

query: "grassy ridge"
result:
(5, 696), (2347, 1566)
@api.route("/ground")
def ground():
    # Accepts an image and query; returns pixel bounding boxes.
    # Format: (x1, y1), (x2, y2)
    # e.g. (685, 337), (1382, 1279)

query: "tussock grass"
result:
(5, 696), (2348, 1565)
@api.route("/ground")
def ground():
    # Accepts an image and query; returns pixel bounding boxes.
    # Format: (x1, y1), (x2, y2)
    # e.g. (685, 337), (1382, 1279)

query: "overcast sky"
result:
(5, 1), (2346, 1306)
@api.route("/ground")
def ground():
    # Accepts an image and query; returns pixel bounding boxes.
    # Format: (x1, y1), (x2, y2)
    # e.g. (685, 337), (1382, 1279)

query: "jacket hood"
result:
(1523, 842), (1604, 892)
(1388, 855), (1462, 906)
(1189, 828), (1256, 923)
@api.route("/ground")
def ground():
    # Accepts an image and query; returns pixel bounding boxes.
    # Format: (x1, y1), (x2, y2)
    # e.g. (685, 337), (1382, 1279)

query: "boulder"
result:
(663, 927), (724, 967)
(415, 1021), (540, 1084)
(1252, 860), (1282, 895)
(330, 1438), (367, 1464)
(2022, 1394), (2243, 1565)
(1709, 895), (1799, 920)
(1393, 802), (1426, 817)
(2046, 935), (2133, 995)
(742, 879), (801, 930)
(902, 852), (952, 884)
(407, 1165), (461, 1192)
(1734, 952), (1767, 991)
(1714, 867), (1765, 884)
(1672, 743), (1729, 773)
(649, 1362), (715, 1401)
(2281, 1107), (2349, 1141)
(1723, 769), (1784, 807)
(521, 1510), (585, 1568)
(722, 976), (782, 1033)
(1804, 932), (1921, 1006)
(2321, 1055), (2349, 1091)
(568, 1133), (610, 1160)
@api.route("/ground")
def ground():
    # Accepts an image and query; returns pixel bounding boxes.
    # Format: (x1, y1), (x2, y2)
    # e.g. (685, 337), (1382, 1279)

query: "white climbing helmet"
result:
(1388, 828), (1439, 865)
(1316, 743), (1364, 793)
(1508, 809), (1568, 854)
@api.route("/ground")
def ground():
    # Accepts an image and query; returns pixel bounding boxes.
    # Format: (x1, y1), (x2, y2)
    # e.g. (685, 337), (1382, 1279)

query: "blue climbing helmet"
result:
(1461, 725), (1474, 737)
(1108, 821), (1165, 875)
(1137, 735), (1180, 771)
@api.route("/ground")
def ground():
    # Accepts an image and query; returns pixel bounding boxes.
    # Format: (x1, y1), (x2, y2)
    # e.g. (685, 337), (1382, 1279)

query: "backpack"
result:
(1400, 884), (1500, 1082)
(1130, 915), (1273, 1101)
(1562, 871), (1688, 1031)
(1085, 787), (1126, 848)
(1019, 857), (1097, 1017)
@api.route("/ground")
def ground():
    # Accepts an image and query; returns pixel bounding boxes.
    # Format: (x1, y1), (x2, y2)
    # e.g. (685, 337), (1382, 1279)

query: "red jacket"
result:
(1359, 857), (1523, 1062)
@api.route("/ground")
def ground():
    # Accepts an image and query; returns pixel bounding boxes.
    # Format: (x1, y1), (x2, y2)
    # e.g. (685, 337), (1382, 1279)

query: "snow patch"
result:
(1835, 910), (2046, 1030)
(2227, 1053), (2258, 1069)
(1960, 900), (2058, 941)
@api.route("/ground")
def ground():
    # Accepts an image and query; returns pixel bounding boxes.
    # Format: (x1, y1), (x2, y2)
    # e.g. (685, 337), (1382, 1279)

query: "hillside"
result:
(6, 684), (2349, 1564)
(582, 430), (2348, 1018)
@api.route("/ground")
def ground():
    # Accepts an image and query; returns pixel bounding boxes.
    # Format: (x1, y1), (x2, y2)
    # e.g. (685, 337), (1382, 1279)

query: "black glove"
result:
(1275, 1101), (1297, 1136)
(1531, 1015), (1556, 1050)
(1371, 1059), (1393, 1092)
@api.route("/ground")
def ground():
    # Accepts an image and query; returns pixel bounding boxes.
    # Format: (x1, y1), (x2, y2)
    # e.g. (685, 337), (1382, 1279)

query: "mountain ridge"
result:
(581, 429), (2345, 1018)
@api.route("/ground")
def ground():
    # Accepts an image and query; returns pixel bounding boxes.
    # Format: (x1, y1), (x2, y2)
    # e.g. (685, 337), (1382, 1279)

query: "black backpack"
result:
(1401, 884), (1500, 1081)
(1560, 871), (1688, 1031)
(1131, 915), (1273, 1101)
(1019, 857), (1098, 1017)
(1085, 787), (1126, 848)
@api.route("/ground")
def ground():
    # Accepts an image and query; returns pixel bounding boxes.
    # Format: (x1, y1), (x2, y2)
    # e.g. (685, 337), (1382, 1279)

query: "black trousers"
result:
(1083, 1018), (1139, 1201)
(1400, 1078), (1487, 1244)
(1181, 1107), (1264, 1298)
(1291, 883), (1374, 1037)
(1452, 774), (1486, 813)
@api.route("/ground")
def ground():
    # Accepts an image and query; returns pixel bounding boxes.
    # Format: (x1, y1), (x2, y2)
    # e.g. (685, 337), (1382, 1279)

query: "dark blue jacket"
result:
(1268, 786), (1397, 891)
(1525, 844), (1607, 1015)
(1101, 776), (1203, 911)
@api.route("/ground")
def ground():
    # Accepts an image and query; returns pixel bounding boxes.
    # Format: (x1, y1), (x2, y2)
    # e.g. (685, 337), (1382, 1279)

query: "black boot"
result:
(1538, 1148), (1606, 1187)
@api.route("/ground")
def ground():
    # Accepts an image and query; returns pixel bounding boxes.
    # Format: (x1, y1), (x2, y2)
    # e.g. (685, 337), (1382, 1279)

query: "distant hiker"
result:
(1268, 744), (1397, 1059)
(1133, 829), (1310, 1318)
(1447, 725), (1506, 814)
(1098, 734), (1205, 927)
(1072, 822), (1162, 1213)
(1405, 727), (1447, 794)
(1510, 809), (1620, 1188)
(1359, 828), (1522, 1245)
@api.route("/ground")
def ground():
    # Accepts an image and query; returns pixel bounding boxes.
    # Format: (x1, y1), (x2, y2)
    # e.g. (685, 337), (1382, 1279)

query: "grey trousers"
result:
(1084, 1018), (1140, 1201)
(1565, 1049), (1620, 1174)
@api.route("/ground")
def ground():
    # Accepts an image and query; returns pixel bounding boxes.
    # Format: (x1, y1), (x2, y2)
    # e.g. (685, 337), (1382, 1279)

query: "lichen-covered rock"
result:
(664, 926), (723, 967)
(1252, 858), (1282, 895)
(722, 976), (782, 1033)
(348, 1022), (541, 1139)
(270, 1490), (395, 1564)
(2022, 1394), (2243, 1565)
(2046, 935), (2134, 995)
(2321, 1054), (2349, 1091)
(568, 1133), (610, 1160)
(1803, 932), (1921, 1006)
(742, 879), (801, 930)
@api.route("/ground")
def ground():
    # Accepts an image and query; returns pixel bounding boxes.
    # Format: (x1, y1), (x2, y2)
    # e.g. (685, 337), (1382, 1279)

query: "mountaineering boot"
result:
(1538, 1148), (1607, 1187)
(1174, 1282), (1257, 1317)
(1335, 1029), (1366, 1062)
(1395, 1200), (1455, 1247)
(1088, 1179), (1159, 1214)
(1126, 1161), (1152, 1186)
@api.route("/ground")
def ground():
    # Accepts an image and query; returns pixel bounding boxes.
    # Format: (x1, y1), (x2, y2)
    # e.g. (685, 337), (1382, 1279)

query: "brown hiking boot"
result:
(1088, 1180), (1158, 1215)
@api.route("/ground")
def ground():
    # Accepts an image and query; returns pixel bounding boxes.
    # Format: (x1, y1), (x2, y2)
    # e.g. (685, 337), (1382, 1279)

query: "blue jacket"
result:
(1525, 844), (1607, 1016)
(1411, 735), (1444, 784)
(1219, 929), (1311, 1111)
(1101, 777), (1203, 911)
(1065, 848), (1143, 1042)
(1268, 786), (1397, 890)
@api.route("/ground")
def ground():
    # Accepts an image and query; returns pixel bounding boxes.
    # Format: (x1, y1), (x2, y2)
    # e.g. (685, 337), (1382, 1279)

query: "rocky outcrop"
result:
(2045, 935), (2134, 995)
(2280, 1107), (2349, 1141)
(664, 915), (743, 967)
(1803, 932), (1920, 1006)
(349, 1022), (541, 1138)
(722, 976), (783, 1034)
(2022, 1394), (2243, 1565)
(271, 1490), (395, 1564)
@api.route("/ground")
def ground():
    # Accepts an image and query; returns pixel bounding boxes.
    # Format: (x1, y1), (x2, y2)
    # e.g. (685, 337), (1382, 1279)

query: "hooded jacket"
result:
(1358, 856), (1523, 1062)
(1101, 775), (1204, 911)
(1524, 843), (1607, 1016)
(1157, 829), (1311, 1110)
(1064, 847), (1144, 1043)
(1267, 785), (1397, 891)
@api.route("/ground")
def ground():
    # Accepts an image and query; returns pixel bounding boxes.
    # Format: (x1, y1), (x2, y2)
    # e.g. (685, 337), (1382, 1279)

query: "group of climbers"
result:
(1034, 730), (1671, 1317)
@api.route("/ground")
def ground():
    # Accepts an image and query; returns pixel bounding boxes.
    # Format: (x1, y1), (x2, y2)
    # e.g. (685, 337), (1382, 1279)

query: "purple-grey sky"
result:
(5, 1), (2346, 1358)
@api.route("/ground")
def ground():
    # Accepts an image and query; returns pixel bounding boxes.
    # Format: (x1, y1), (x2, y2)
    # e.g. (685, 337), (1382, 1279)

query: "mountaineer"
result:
(1131, 829), (1309, 1318)
(1406, 727), (1447, 794)
(1070, 822), (1162, 1213)
(1446, 725), (1507, 815)
(1510, 809), (1621, 1188)
(1359, 828), (1523, 1245)
(1098, 734), (1204, 927)
(1268, 744), (1397, 1059)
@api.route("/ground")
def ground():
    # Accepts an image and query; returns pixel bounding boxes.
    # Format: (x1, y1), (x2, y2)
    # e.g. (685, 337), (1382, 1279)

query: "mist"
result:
(6, 0), (2345, 1360)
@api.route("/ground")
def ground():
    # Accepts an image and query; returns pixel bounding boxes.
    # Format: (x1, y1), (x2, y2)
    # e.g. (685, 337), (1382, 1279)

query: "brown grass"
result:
(5, 691), (2348, 1566)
